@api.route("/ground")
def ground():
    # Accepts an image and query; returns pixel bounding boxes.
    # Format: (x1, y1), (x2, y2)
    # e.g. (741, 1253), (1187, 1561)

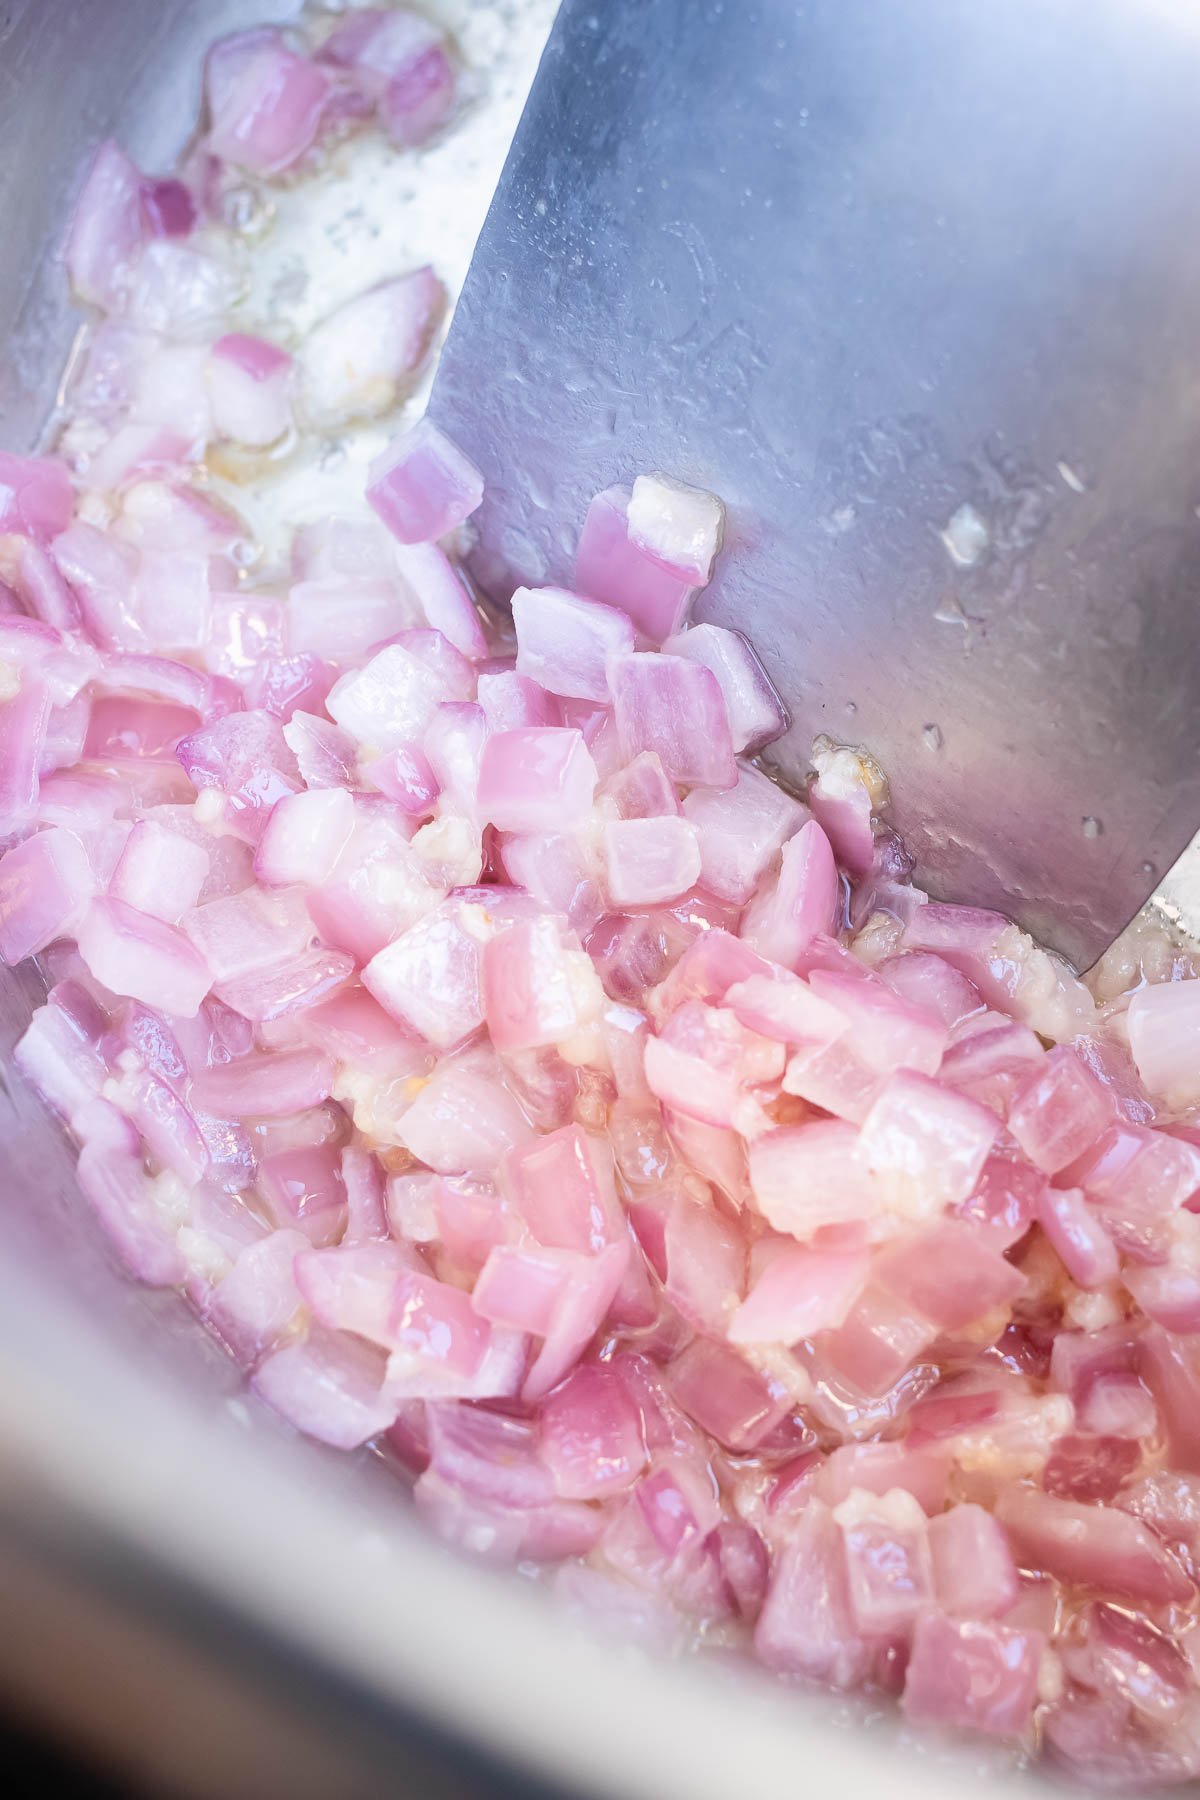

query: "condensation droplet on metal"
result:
(1141, 860), (1156, 877)
(923, 724), (943, 751)
(940, 502), (989, 567)
(844, 700), (857, 716)
(1081, 815), (1104, 839)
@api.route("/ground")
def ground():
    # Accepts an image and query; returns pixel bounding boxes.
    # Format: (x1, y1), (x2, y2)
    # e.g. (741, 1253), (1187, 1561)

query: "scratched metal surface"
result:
(432, 0), (1200, 970)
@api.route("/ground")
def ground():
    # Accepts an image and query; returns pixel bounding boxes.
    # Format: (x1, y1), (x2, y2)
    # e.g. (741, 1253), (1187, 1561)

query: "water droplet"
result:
(940, 503), (989, 567)
(1081, 815), (1104, 839)
(923, 724), (943, 751)
(933, 593), (970, 628)
(1056, 460), (1086, 494)
(844, 700), (857, 716)
(1141, 860), (1157, 877)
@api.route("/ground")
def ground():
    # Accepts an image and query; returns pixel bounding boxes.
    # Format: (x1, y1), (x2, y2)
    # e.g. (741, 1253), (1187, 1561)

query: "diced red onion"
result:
(191, 1046), (334, 1119)
(996, 1487), (1191, 1604)
(366, 418), (484, 545)
(65, 140), (145, 309)
(363, 898), (483, 1049)
(483, 913), (583, 1054)
(539, 1363), (648, 1499)
(206, 31), (332, 176)
(730, 1241), (868, 1344)
(206, 333), (292, 447)
(645, 998), (783, 1130)
(755, 1501), (872, 1687)
(662, 623), (786, 754)
(575, 486), (697, 643)
(254, 787), (355, 887)
(1008, 1044), (1115, 1174)
(182, 885), (311, 984)
(298, 269), (445, 430)
(1036, 1185), (1119, 1289)
(665, 1335), (791, 1452)
(682, 765), (805, 906)
(856, 1069), (1000, 1216)
(603, 815), (700, 907)
(608, 651), (735, 790)
(78, 897), (212, 1016)
(109, 820), (209, 923)
(835, 1486), (933, 1637)
(740, 819), (839, 967)
(0, 826), (94, 963)
(512, 584), (634, 703)
(477, 728), (597, 833)
(257, 1143), (346, 1246)
(391, 542), (488, 660)
(398, 1051), (534, 1174)
(749, 1119), (879, 1240)
(76, 1142), (186, 1286)
(929, 1503), (1020, 1620)
(873, 1218), (1025, 1328)
(902, 1612), (1043, 1736)
(0, 453), (74, 542)
(252, 1326), (395, 1448)
(1128, 979), (1200, 1109)
(325, 639), (455, 752)
(214, 945), (355, 1025)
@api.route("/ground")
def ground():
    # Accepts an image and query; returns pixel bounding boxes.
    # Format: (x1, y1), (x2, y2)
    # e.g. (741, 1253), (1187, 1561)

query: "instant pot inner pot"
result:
(0, 6), (1052, 1797)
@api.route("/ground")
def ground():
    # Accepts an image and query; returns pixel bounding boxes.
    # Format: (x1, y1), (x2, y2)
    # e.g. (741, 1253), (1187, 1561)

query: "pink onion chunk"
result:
(208, 333), (292, 447)
(683, 765), (806, 905)
(483, 914), (581, 1054)
(902, 1613), (1044, 1736)
(604, 815), (700, 907)
(398, 1053), (534, 1175)
(996, 1488), (1192, 1604)
(575, 486), (697, 643)
(477, 728), (597, 833)
(755, 1501), (871, 1686)
(730, 1244), (869, 1344)
(366, 419), (484, 545)
(872, 1218), (1025, 1329)
(512, 585), (634, 703)
(205, 1229), (305, 1366)
(539, 1364), (647, 1499)
(609, 651), (736, 790)
(856, 1069), (1000, 1215)
(1008, 1044), (1115, 1173)
(749, 1119), (880, 1240)
(0, 827), (93, 963)
(0, 453), (74, 542)
(645, 999), (784, 1130)
(207, 32), (332, 176)
(109, 820), (209, 923)
(836, 1488), (934, 1636)
(662, 623), (787, 754)
(363, 898), (483, 1049)
(252, 1327), (395, 1449)
(78, 897), (211, 1016)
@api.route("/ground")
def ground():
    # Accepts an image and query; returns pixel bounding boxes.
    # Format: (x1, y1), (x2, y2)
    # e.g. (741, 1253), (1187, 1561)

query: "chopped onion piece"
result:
(298, 270), (444, 430)
(576, 486), (697, 643)
(662, 622), (785, 753)
(603, 815), (700, 907)
(512, 585), (634, 703)
(366, 418), (484, 545)
(902, 1613), (1043, 1736)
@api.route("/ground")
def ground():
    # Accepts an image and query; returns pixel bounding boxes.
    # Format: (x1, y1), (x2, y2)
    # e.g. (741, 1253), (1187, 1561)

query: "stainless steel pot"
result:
(0, 5), (1049, 1795)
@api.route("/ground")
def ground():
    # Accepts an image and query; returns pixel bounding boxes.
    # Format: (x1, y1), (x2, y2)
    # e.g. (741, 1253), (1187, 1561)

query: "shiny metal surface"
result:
(432, 0), (1200, 970)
